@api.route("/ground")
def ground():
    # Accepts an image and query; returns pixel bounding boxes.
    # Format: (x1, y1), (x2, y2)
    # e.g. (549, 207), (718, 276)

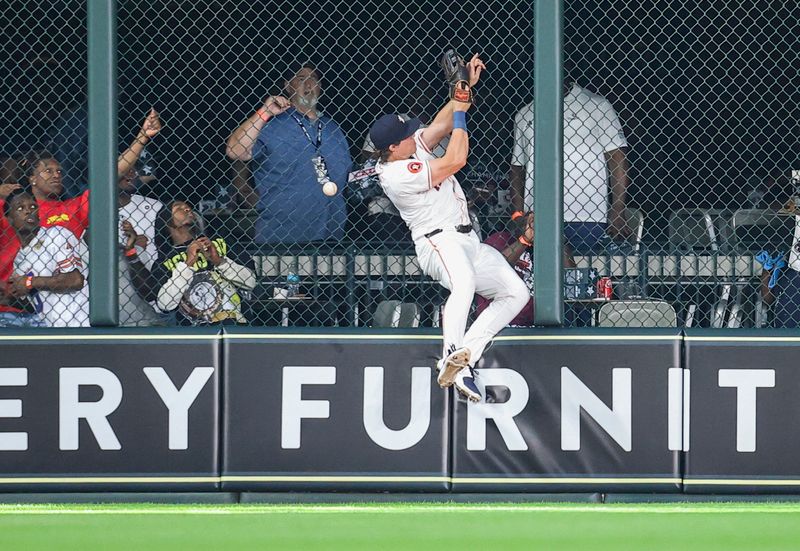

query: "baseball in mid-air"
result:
(322, 181), (338, 196)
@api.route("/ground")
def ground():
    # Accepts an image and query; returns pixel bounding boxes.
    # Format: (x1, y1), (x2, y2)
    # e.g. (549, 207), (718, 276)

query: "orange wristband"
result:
(511, 210), (524, 221)
(25, 275), (33, 290)
(518, 235), (532, 247)
(125, 248), (138, 257)
(256, 108), (271, 122)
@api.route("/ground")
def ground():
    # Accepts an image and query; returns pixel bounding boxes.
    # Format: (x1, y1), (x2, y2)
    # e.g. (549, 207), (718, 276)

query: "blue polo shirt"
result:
(251, 108), (352, 244)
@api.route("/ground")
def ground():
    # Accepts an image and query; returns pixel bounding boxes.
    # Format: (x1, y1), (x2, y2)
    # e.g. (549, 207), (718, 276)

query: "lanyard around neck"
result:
(290, 112), (323, 150)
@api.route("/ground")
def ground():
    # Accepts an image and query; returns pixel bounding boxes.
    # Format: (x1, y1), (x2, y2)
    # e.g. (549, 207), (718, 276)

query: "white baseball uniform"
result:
(376, 129), (529, 363)
(14, 226), (90, 327)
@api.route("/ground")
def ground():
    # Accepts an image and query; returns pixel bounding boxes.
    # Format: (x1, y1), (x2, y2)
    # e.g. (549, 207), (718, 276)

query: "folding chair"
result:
(730, 209), (795, 253)
(623, 207), (645, 253)
(668, 208), (718, 252)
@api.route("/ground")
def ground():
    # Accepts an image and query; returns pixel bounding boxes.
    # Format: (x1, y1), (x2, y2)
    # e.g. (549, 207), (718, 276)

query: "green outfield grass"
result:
(1, 502), (800, 551)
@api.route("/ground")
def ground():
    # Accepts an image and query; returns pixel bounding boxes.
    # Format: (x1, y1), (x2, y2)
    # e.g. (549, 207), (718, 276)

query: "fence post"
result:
(87, 0), (118, 326)
(532, 0), (564, 326)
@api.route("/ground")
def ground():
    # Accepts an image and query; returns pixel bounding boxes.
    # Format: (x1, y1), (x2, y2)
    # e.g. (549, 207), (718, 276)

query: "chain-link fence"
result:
(561, 0), (799, 328)
(0, 0), (797, 329)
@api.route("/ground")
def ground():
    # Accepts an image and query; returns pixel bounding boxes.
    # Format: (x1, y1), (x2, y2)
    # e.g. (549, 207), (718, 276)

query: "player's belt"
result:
(424, 224), (473, 239)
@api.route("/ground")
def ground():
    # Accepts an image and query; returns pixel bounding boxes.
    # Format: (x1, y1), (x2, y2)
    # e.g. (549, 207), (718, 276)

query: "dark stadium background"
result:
(1, 0), (796, 241)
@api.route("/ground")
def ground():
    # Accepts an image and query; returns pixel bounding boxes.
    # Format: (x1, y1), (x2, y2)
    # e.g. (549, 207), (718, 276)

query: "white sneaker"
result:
(436, 347), (471, 388)
(454, 366), (481, 403)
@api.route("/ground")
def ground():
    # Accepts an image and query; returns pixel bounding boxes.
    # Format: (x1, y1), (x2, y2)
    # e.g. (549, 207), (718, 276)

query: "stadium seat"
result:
(730, 208), (795, 253)
(398, 303), (421, 328)
(372, 300), (421, 328)
(597, 300), (677, 328)
(668, 208), (719, 252)
(372, 300), (402, 327)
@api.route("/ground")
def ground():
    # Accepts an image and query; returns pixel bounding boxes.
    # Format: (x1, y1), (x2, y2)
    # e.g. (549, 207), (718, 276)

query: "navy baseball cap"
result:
(369, 114), (422, 150)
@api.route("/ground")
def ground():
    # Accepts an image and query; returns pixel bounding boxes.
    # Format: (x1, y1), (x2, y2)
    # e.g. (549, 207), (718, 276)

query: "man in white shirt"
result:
(117, 167), (164, 326)
(369, 54), (528, 403)
(510, 81), (630, 253)
(5, 189), (89, 327)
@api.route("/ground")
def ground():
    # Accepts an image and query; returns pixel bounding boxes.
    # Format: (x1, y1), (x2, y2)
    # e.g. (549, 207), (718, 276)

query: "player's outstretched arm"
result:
(427, 101), (470, 187)
(421, 54), (485, 150)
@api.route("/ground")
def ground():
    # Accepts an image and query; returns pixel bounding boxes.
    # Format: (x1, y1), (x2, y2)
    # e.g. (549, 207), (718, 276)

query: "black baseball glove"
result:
(440, 48), (473, 103)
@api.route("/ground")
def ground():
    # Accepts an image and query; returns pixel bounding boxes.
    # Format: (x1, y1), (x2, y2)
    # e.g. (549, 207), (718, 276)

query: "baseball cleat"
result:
(454, 366), (481, 403)
(436, 346), (471, 388)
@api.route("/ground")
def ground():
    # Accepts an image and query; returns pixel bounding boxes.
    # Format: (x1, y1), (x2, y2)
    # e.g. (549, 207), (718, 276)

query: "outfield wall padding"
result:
(684, 330), (800, 494)
(222, 330), (451, 491)
(450, 331), (682, 493)
(0, 329), (221, 491)
(0, 327), (798, 494)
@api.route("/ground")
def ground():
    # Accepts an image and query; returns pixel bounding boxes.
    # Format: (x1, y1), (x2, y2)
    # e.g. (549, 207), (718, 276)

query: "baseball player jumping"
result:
(367, 51), (529, 402)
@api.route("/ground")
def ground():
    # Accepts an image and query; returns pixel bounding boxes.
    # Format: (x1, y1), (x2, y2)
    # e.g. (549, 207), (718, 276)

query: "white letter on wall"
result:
(467, 368), (529, 451)
(59, 368), (122, 450)
(718, 369), (775, 452)
(0, 368), (28, 451)
(668, 368), (690, 452)
(281, 366), (336, 449)
(561, 367), (632, 452)
(144, 367), (214, 450)
(363, 367), (431, 450)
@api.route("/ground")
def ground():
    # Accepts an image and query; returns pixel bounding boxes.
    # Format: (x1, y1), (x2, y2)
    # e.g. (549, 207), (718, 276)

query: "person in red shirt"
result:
(0, 182), (44, 326)
(12, 109), (162, 239)
(0, 109), (162, 327)
(475, 213), (576, 326)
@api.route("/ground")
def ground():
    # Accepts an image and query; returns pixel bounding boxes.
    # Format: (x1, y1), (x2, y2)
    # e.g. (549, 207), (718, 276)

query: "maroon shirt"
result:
(475, 231), (534, 326)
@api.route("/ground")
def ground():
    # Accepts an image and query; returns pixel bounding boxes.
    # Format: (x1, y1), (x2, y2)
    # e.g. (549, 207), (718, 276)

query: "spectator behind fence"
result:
(475, 213), (576, 327)
(2, 109), (162, 243)
(0, 181), (44, 327)
(760, 172), (800, 327)
(0, 156), (40, 326)
(462, 163), (511, 240)
(116, 167), (164, 326)
(345, 156), (412, 244)
(0, 156), (90, 328)
(0, 110), (163, 327)
(152, 201), (256, 325)
(510, 78), (630, 253)
(4, 188), (89, 327)
(46, 101), (160, 200)
(226, 63), (352, 245)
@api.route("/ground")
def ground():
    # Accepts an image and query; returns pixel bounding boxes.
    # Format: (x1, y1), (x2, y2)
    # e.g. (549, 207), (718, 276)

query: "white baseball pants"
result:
(415, 230), (530, 364)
